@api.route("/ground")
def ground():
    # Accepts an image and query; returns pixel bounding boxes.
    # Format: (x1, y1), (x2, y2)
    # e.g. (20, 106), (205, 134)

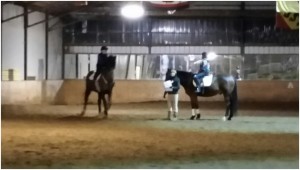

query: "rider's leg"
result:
(95, 73), (101, 92)
(193, 75), (200, 90)
(94, 70), (100, 80)
(166, 93), (173, 120)
(194, 73), (205, 92)
(173, 93), (179, 120)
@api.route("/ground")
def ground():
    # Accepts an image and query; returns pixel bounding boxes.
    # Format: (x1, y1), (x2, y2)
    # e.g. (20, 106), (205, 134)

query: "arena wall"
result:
(1, 80), (298, 105)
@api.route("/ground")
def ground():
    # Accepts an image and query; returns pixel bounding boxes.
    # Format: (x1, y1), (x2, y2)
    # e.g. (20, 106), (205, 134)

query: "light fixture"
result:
(207, 52), (218, 61)
(121, 4), (144, 19)
(167, 10), (176, 15)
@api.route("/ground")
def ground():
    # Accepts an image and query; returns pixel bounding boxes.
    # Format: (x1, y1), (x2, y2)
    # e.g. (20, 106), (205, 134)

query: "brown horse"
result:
(167, 69), (238, 121)
(80, 56), (116, 118)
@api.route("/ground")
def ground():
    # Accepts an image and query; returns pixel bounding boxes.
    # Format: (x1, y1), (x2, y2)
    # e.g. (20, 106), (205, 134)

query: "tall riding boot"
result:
(196, 79), (202, 93)
(173, 112), (178, 121)
(167, 111), (172, 120)
(194, 78), (200, 92)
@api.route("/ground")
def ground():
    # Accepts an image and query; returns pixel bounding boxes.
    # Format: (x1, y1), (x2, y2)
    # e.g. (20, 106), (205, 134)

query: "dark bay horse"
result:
(80, 56), (116, 118)
(167, 69), (238, 121)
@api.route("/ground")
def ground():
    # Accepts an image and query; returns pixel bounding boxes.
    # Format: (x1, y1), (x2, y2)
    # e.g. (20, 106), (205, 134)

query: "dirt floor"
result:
(1, 102), (299, 169)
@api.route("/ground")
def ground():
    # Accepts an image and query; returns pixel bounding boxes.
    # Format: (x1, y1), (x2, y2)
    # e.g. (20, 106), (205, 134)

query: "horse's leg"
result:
(189, 94), (200, 120)
(223, 94), (230, 121)
(107, 90), (112, 110)
(102, 93), (109, 119)
(97, 92), (102, 116)
(228, 82), (238, 121)
(80, 89), (91, 116)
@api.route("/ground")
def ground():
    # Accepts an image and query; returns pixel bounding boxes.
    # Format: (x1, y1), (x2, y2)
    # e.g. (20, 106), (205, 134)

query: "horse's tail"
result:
(230, 80), (238, 116)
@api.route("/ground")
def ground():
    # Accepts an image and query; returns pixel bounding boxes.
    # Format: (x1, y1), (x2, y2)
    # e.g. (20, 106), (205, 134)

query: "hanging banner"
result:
(276, 12), (299, 30)
(276, 1), (299, 13)
(148, 1), (189, 10)
(275, 1), (299, 30)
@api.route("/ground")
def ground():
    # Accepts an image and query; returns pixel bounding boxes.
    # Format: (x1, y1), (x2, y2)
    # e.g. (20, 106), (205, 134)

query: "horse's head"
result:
(165, 68), (172, 80)
(165, 68), (193, 87)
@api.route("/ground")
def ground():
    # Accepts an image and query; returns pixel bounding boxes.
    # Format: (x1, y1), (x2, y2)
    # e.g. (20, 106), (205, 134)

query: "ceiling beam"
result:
(27, 3), (106, 28)
(2, 10), (36, 23)
(71, 9), (275, 19)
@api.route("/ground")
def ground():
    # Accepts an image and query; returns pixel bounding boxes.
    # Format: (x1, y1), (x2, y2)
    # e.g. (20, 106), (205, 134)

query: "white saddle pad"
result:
(202, 74), (213, 87)
(193, 74), (213, 87)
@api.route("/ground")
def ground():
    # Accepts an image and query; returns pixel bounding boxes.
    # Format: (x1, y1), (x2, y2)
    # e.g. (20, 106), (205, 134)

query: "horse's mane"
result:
(176, 70), (194, 78)
(166, 69), (194, 87)
(166, 69), (194, 77)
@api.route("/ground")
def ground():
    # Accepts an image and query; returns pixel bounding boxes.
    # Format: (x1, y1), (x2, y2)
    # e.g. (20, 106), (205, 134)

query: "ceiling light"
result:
(207, 52), (218, 61)
(167, 10), (176, 15)
(121, 4), (144, 19)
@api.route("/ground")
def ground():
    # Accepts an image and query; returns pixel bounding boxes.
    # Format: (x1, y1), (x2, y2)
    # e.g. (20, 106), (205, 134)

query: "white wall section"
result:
(48, 18), (63, 80)
(2, 4), (24, 80)
(27, 12), (45, 80)
(2, 4), (63, 80)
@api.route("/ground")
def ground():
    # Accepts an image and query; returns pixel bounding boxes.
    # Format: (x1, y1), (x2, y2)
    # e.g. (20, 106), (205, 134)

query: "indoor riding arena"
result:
(1, 1), (299, 169)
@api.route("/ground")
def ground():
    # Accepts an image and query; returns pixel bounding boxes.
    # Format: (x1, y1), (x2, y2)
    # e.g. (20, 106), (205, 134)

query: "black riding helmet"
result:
(202, 52), (207, 59)
(101, 46), (108, 51)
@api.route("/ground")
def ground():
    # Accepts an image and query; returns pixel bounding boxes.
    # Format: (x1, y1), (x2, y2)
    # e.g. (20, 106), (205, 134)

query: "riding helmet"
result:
(101, 46), (108, 51)
(202, 52), (207, 59)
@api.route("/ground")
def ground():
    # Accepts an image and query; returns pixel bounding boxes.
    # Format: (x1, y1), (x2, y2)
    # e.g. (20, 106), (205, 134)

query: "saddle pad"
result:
(202, 74), (213, 87)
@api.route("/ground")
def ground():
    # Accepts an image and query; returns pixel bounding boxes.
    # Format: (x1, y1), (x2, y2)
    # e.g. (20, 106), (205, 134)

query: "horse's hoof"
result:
(190, 115), (196, 120)
(79, 112), (85, 117)
(196, 114), (201, 120)
(222, 116), (227, 121)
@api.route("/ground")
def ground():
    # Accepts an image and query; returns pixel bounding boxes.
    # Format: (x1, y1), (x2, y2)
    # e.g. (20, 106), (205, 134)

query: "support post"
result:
(62, 28), (65, 79)
(24, 5), (28, 80)
(45, 12), (49, 79)
(75, 53), (79, 78)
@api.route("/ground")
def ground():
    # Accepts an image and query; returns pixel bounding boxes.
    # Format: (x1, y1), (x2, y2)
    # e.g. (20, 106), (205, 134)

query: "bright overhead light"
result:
(207, 52), (218, 61)
(167, 10), (176, 15)
(121, 4), (144, 19)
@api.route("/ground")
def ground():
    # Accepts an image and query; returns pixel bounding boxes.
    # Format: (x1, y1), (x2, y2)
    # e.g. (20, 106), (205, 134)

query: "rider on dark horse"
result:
(94, 46), (109, 80)
(81, 46), (116, 117)
(94, 46), (111, 91)
(193, 52), (211, 93)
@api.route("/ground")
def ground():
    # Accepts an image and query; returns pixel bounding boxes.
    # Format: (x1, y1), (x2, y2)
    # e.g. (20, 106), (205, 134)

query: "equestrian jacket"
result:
(165, 76), (180, 94)
(97, 53), (110, 72)
(199, 60), (210, 75)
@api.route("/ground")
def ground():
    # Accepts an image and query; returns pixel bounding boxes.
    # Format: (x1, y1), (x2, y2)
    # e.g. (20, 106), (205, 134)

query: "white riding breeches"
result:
(167, 94), (179, 113)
